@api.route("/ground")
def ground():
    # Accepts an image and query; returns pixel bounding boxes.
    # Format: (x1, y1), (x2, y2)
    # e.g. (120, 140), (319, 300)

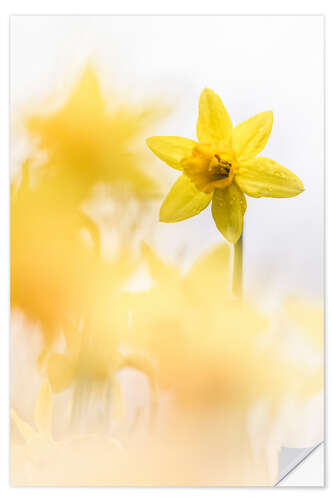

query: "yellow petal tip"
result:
(292, 176), (305, 196)
(199, 88), (218, 101)
(158, 210), (169, 223)
(266, 110), (273, 122)
(146, 136), (154, 149)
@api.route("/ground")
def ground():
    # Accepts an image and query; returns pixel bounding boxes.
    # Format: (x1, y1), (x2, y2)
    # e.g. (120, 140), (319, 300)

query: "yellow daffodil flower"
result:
(147, 89), (304, 243)
(26, 66), (163, 206)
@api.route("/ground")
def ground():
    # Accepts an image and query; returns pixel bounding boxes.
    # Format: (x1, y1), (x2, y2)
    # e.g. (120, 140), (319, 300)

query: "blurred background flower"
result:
(11, 66), (168, 355)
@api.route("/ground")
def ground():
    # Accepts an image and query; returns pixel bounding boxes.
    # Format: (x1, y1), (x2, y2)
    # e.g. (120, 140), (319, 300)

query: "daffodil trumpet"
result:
(146, 88), (304, 297)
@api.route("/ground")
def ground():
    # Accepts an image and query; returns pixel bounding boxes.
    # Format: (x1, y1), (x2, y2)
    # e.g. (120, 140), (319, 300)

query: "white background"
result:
(1, 1), (331, 498)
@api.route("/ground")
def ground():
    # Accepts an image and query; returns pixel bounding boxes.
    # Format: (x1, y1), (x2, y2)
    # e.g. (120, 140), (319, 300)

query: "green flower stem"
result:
(232, 232), (243, 299)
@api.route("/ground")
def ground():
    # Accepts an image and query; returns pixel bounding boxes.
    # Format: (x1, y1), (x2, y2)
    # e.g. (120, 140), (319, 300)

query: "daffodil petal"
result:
(235, 157), (304, 198)
(160, 175), (212, 222)
(232, 111), (273, 160)
(211, 183), (246, 244)
(146, 136), (196, 170)
(34, 380), (52, 436)
(196, 88), (232, 147)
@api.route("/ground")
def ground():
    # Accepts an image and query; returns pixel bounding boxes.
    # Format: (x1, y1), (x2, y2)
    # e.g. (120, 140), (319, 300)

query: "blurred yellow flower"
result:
(26, 66), (163, 207)
(11, 164), (135, 359)
(147, 88), (304, 243)
(124, 243), (323, 418)
(126, 243), (271, 403)
(11, 66), (168, 359)
(10, 164), (97, 354)
(46, 281), (158, 429)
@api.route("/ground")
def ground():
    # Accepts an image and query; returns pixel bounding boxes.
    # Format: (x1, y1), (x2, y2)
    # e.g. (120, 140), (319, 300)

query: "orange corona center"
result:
(181, 144), (237, 193)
